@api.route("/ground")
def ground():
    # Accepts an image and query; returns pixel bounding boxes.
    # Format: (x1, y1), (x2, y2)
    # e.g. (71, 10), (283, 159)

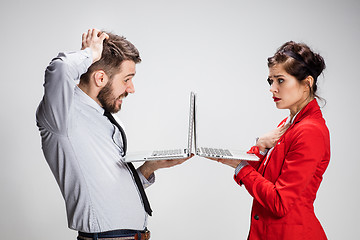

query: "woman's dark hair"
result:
(267, 41), (326, 101)
(80, 32), (141, 83)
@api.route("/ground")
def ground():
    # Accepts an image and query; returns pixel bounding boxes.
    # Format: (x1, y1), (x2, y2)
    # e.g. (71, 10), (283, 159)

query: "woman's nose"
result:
(270, 82), (278, 93)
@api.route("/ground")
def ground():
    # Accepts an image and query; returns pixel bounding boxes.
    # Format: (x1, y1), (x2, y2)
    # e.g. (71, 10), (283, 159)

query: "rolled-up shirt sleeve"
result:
(137, 169), (155, 189)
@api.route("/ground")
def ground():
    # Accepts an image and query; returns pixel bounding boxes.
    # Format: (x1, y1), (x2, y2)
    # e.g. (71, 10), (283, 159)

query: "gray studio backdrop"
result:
(1, 0), (359, 239)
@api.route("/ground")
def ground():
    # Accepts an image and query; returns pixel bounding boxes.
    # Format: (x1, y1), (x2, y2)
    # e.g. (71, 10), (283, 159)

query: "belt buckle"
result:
(143, 229), (150, 240)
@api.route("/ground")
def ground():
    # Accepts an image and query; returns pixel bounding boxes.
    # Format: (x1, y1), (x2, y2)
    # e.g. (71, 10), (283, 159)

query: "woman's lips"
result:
(273, 97), (281, 102)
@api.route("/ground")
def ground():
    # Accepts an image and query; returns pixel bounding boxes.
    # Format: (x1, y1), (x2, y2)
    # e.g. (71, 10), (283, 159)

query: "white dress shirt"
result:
(36, 48), (154, 233)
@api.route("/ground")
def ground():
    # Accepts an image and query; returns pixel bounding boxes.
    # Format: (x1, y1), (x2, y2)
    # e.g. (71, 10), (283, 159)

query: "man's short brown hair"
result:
(80, 32), (141, 83)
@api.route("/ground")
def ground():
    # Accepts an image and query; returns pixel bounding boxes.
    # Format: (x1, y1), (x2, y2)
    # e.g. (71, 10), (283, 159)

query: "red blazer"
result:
(235, 99), (330, 240)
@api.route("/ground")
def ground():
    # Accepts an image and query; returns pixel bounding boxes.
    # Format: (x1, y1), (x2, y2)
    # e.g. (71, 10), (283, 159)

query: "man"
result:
(36, 29), (191, 239)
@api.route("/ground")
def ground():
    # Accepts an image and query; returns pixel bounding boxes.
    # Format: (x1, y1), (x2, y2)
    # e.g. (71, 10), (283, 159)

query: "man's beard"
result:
(97, 81), (128, 113)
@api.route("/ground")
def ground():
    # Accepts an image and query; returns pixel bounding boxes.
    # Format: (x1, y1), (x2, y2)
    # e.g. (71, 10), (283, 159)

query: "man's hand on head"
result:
(81, 28), (109, 63)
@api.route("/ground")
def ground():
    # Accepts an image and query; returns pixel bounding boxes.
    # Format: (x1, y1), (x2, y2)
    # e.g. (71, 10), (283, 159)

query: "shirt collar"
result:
(75, 85), (105, 114)
(286, 112), (298, 125)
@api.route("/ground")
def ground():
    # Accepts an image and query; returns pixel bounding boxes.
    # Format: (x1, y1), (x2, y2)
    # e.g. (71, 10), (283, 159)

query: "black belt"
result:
(78, 229), (150, 240)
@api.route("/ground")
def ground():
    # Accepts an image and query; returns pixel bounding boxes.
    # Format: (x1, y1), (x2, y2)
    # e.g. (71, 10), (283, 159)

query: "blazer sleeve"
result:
(234, 121), (326, 217)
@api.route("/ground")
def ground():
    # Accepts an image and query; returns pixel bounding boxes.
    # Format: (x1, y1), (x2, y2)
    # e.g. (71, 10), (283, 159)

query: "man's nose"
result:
(127, 81), (135, 93)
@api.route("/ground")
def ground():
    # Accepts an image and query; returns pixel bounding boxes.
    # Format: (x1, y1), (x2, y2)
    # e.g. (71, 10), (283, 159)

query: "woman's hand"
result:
(256, 122), (289, 152)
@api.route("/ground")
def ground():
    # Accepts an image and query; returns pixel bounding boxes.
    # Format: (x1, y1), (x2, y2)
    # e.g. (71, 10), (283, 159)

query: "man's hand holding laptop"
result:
(139, 154), (194, 179)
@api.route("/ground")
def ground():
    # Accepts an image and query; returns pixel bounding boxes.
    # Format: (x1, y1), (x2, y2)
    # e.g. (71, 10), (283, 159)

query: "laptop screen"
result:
(187, 92), (196, 153)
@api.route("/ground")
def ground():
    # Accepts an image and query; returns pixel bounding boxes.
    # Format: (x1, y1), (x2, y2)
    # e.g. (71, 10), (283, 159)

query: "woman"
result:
(213, 41), (330, 239)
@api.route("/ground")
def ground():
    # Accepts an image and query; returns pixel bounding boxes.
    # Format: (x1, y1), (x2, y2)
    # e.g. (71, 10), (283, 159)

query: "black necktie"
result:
(104, 111), (153, 216)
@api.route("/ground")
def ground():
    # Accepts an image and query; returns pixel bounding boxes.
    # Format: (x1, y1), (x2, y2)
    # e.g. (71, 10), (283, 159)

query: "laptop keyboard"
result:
(200, 147), (233, 157)
(151, 149), (184, 156)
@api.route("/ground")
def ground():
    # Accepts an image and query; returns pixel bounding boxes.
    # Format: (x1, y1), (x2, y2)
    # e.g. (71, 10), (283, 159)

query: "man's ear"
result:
(93, 70), (108, 87)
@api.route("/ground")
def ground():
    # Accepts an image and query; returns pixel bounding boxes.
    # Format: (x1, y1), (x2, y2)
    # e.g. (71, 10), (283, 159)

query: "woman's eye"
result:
(278, 78), (284, 84)
(267, 78), (273, 85)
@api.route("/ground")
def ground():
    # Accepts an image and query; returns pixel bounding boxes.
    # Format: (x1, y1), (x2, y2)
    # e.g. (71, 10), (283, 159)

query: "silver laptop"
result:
(125, 92), (195, 162)
(193, 92), (259, 161)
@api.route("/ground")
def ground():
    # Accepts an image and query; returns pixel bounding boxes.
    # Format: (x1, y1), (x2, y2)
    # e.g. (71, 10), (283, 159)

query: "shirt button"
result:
(254, 215), (259, 220)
